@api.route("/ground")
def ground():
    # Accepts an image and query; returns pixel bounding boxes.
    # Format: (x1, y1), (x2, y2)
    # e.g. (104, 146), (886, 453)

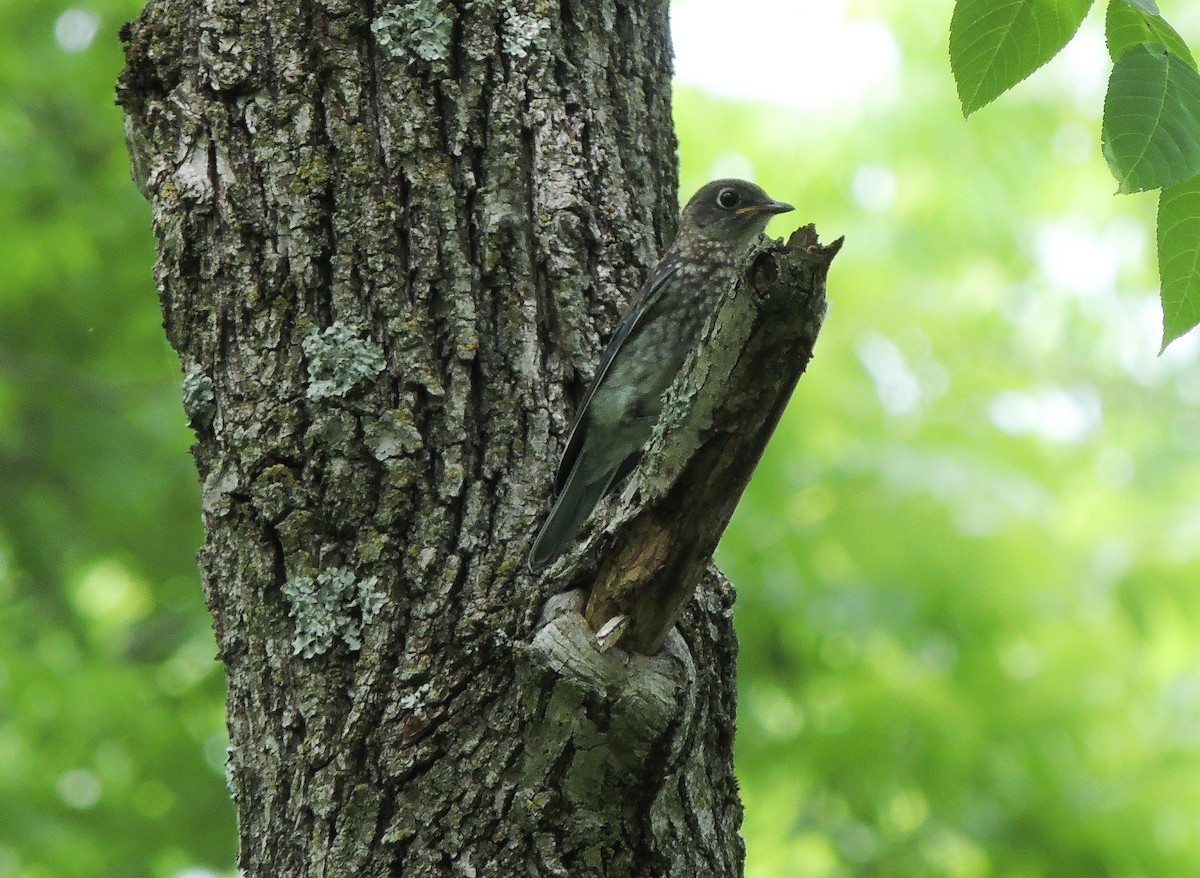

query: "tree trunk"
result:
(117, 0), (757, 874)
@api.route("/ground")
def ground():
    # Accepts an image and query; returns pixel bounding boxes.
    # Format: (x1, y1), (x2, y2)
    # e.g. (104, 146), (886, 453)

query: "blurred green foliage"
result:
(679, 2), (1200, 876)
(3, 0), (1199, 876)
(0, 0), (234, 876)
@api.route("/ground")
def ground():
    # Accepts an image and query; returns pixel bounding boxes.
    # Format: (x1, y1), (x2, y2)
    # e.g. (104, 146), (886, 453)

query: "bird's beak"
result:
(738, 200), (795, 216)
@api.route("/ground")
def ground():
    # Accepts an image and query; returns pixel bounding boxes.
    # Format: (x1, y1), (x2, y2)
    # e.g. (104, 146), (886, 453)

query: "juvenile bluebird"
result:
(529, 179), (794, 570)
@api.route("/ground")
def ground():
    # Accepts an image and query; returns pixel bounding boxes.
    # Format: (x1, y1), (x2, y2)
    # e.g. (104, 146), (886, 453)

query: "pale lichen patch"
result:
(303, 322), (386, 400)
(282, 567), (388, 658)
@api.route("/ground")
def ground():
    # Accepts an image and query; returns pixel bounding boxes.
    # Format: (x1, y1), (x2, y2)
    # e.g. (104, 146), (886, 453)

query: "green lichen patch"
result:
(502, 8), (551, 59)
(363, 407), (423, 460)
(302, 322), (386, 400)
(250, 464), (300, 522)
(282, 567), (388, 657)
(181, 366), (217, 427)
(371, 1), (453, 63)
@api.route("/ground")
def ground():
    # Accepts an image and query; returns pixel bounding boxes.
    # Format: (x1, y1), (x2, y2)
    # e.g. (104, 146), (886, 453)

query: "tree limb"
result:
(553, 224), (841, 653)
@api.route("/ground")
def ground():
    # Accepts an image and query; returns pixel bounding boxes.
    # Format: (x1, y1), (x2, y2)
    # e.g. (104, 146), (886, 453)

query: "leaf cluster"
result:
(950, 0), (1200, 348)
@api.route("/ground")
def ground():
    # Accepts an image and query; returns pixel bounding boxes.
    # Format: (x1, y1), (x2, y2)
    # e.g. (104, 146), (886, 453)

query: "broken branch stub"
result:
(584, 224), (842, 653)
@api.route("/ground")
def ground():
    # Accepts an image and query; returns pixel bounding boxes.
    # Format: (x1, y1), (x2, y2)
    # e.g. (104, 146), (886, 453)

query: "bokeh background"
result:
(3, 0), (1200, 876)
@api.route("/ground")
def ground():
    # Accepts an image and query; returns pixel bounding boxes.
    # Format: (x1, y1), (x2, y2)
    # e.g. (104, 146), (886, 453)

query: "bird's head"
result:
(677, 178), (794, 247)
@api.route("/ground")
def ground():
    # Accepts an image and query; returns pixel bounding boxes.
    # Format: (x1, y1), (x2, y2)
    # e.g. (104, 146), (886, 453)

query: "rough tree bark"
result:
(117, 1), (836, 875)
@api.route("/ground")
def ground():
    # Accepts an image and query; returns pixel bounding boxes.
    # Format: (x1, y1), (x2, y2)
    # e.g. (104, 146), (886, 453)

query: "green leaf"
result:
(1105, 0), (1195, 66)
(1157, 175), (1200, 349)
(1101, 43), (1200, 192)
(949, 0), (1095, 116)
(1119, 0), (1160, 14)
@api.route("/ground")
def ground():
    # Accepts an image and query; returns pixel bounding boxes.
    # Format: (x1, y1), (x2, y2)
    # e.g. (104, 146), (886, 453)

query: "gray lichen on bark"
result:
(282, 566), (387, 656)
(181, 366), (217, 427)
(302, 321), (387, 400)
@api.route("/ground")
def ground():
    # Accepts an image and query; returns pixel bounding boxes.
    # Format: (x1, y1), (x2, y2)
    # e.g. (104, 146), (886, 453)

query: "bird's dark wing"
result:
(554, 256), (680, 490)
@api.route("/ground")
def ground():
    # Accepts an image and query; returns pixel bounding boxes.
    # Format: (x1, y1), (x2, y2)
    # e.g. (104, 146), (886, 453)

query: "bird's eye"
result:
(716, 187), (740, 210)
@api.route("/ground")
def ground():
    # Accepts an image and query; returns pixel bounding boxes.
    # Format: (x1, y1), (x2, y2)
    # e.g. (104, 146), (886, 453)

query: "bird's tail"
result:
(528, 461), (615, 571)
